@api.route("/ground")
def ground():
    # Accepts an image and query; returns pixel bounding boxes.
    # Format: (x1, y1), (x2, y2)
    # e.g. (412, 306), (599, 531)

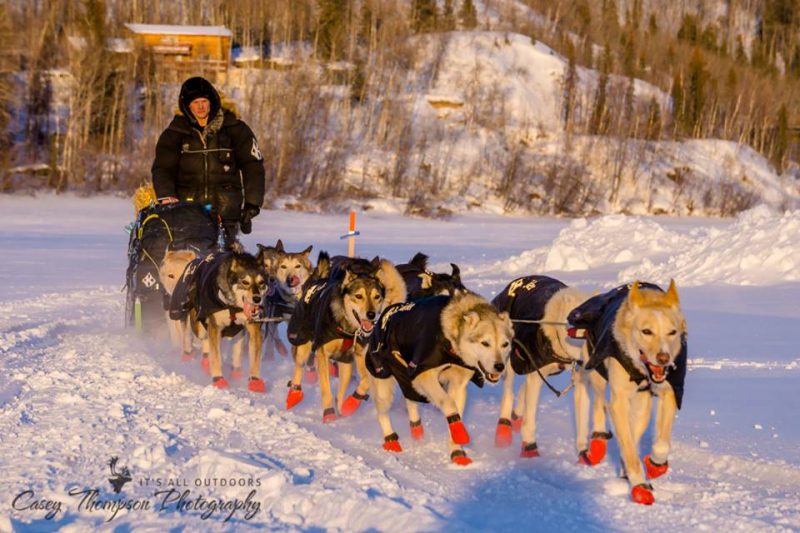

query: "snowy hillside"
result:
(1, 194), (799, 531)
(327, 31), (800, 216)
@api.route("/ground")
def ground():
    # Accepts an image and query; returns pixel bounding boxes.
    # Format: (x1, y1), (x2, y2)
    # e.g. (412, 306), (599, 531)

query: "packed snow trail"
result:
(1, 196), (799, 531)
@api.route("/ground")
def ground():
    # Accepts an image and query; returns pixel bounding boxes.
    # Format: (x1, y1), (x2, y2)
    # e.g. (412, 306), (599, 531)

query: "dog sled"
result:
(124, 201), (219, 330)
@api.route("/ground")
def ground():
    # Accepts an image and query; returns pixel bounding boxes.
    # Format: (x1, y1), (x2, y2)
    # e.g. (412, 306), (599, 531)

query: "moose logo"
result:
(107, 457), (132, 494)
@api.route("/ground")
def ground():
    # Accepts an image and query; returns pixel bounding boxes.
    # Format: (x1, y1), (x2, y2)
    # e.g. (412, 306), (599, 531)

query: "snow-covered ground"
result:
(1, 194), (799, 532)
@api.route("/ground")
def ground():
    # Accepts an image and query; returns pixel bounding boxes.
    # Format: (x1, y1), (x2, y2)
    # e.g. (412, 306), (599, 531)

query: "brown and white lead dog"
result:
(569, 280), (687, 505)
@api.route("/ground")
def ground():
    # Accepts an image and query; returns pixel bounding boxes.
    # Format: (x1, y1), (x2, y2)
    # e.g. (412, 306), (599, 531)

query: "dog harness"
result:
(492, 275), (574, 375)
(367, 296), (484, 404)
(568, 283), (688, 408)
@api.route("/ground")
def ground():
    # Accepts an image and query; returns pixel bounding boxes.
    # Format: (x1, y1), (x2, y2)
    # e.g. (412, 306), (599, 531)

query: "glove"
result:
(240, 204), (260, 234)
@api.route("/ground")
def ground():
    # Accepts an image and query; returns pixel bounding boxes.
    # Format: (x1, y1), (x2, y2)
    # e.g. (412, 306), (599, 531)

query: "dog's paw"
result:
(644, 455), (669, 479)
(231, 368), (244, 381)
(286, 385), (304, 409)
(410, 419), (424, 441)
(200, 356), (210, 374)
(495, 418), (513, 448)
(181, 350), (196, 362)
(340, 392), (369, 417)
(446, 415), (470, 445)
(322, 407), (336, 424)
(383, 433), (402, 452)
(304, 368), (318, 385)
(520, 441), (540, 458)
(631, 483), (655, 505)
(510, 412), (523, 432)
(450, 450), (473, 466)
(275, 340), (288, 357)
(212, 377), (229, 390)
(248, 377), (266, 393)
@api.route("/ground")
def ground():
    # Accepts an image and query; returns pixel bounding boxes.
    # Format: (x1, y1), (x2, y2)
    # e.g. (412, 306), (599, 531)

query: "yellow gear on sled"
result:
(133, 185), (157, 215)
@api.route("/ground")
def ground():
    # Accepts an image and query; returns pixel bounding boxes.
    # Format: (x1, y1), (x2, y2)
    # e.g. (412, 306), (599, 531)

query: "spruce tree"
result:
(459, 0), (478, 30)
(775, 104), (789, 172)
(412, 0), (438, 33)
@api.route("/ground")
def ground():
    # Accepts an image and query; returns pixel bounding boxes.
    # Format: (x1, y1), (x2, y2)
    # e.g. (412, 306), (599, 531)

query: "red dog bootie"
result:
(212, 377), (229, 389)
(304, 366), (318, 384)
(446, 414), (470, 445)
(409, 419), (424, 441)
(644, 455), (669, 479)
(248, 377), (266, 393)
(286, 383), (304, 409)
(520, 441), (540, 458)
(631, 483), (655, 505)
(322, 407), (336, 424)
(495, 418), (513, 448)
(340, 391), (369, 417)
(383, 432), (402, 452)
(511, 412), (523, 432)
(181, 350), (196, 362)
(231, 368), (244, 381)
(200, 356), (210, 374)
(450, 450), (473, 466)
(579, 431), (612, 465)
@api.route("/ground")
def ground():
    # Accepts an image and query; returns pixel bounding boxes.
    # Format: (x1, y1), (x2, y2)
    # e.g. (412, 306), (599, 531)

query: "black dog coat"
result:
(169, 252), (245, 337)
(492, 275), (571, 375)
(367, 296), (483, 403)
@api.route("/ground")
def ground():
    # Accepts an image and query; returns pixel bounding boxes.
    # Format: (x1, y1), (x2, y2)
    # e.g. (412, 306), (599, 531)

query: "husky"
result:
(491, 276), (590, 457)
(256, 240), (313, 358)
(169, 251), (269, 392)
(568, 280), (687, 505)
(285, 252), (406, 422)
(158, 248), (198, 359)
(395, 252), (466, 300)
(367, 292), (514, 465)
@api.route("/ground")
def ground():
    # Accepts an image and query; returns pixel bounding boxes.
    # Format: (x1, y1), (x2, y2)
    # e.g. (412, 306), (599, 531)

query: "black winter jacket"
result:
(152, 104), (265, 222)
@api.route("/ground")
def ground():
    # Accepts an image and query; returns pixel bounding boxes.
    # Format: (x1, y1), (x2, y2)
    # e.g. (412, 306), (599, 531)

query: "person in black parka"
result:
(152, 76), (265, 248)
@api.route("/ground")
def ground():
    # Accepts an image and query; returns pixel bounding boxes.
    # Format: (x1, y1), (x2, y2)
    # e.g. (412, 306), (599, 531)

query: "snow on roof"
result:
(124, 23), (232, 37)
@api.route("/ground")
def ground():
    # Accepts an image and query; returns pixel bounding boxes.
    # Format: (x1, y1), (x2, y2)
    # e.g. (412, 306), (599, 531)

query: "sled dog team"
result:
(158, 243), (687, 506)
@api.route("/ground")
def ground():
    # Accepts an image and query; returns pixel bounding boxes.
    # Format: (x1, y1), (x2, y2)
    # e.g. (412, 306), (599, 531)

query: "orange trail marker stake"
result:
(340, 209), (360, 257)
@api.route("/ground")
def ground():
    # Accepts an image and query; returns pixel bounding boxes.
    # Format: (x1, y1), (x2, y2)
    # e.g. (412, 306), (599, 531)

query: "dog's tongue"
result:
(360, 319), (374, 332)
(288, 275), (301, 288)
(243, 301), (257, 320)
(649, 363), (665, 382)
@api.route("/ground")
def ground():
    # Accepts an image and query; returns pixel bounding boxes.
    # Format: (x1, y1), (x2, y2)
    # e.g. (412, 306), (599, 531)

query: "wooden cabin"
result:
(124, 24), (232, 82)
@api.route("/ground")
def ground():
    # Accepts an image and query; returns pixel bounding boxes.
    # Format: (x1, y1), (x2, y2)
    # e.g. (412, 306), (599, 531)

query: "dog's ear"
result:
(302, 245), (313, 256)
(275, 239), (285, 253)
(409, 252), (428, 270)
(629, 280), (644, 307)
(370, 256), (381, 270)
(462, 311), (480, 329)
(450, 263), (461, 282)
(664, 278), (680, 308)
